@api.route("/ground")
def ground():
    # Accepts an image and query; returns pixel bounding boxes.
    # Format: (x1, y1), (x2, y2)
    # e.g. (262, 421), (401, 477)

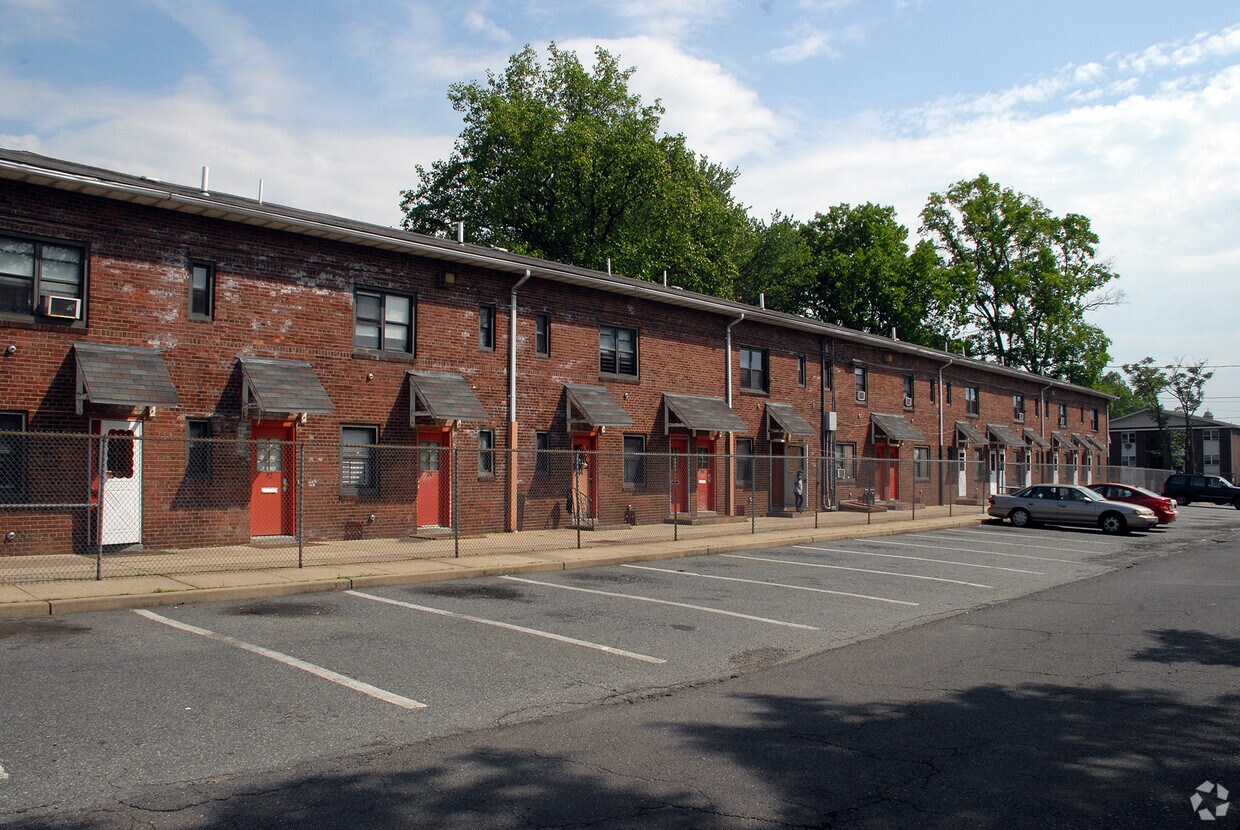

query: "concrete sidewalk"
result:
(0, 513), (985, 620)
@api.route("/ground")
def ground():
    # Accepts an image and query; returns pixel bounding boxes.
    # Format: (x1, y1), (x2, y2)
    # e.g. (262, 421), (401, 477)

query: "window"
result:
(0, 412), (27, 502)
(354, 289), (414, 354)
(1203, 428), (1219, 441)
(823, 360), (833, 391)
(478, 430), (495, 476)
(834, 443), (857, 480)
(855, 367), (868, 402)
(1013, 394), (1026, 422)
(965, 386), (979, 417)
(599, 325), (637, 376)
(1080, 406), (1086, 423)
(340, 425), (379, 493)
(1035, 398), (1041, 417)
(946, 381), (953, 405)
(797, 355), (807, 387)
(535, 313), (550, 357)
(1058, 403), (1068, 427)
(736, 438), (754, 487)
(914, 446), (930, 480)
(189, 261), (214, 321)
(185, 419), (212, 480)
(105, 430), (135, 478)
(1091, 408), (1099, 430)
(623, 435), (646, 487)
(1121, 432), (1135, 444)
(0, 234), (86, 319)
(929, 378), (937, 403)
(534, 431), (550, 476)
(903, 375), (915, 408)
(740, 347), (768, 392)
(478, 304), (496, 350)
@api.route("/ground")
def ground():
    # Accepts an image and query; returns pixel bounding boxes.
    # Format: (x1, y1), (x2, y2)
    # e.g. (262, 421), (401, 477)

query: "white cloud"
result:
(0, 0), (80, 45)
(1114, 23), (1240, 74)
(769, 28), (838, 63)
(739, 58), (1240, 388)
(464, 9), (512, 43)
(562, 36), (791, 164)
(595, 0), (738, 38)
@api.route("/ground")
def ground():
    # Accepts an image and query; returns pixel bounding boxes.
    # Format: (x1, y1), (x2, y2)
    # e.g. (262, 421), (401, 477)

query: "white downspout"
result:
(509, 270), (531, 422)
(506, 269), (531, 532)
(725, 313), (745, 407)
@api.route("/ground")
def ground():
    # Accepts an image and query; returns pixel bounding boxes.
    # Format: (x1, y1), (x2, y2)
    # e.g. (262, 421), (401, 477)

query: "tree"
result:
(794, 203), (950, 347)
(1123, 357), (1174, 469)
(734, 213), (812, 312)
(1166, 360), (1213, 473)
(1094, 371), (1142, 418)
(920, 174), (1122, 385)
(400, 44), (753, 297)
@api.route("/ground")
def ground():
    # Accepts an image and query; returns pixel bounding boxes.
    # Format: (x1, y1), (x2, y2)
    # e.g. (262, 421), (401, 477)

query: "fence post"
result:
(574, 457), (582, 550)
(750, 495), (755, 534)
(453, 447), (460, 558)
(911, 457), (917, 521)
(813, 456), (819, 529)
(95, 433), (105, 580)
(297, 442), (305, 568)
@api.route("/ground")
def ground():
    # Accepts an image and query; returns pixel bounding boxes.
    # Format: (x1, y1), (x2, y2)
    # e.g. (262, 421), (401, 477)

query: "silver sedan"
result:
(988, 483), (1159, 534)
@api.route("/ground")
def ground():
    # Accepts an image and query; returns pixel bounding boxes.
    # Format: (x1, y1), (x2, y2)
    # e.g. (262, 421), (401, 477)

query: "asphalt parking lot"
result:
(1, 510), (1229, 820)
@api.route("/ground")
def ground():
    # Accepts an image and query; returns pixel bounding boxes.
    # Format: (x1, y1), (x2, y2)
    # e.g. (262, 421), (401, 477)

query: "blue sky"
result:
(2, 0), (1238, 418)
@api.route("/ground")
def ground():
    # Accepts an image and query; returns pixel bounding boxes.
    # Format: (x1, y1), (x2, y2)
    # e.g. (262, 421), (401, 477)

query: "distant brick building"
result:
(0, 149), (1112, 556)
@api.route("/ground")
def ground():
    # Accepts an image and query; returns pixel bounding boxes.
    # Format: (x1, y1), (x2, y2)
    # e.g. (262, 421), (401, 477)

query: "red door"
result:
(417, 428), (450, 528)
(251, 421), (294, 537)
(695, 437), (716, 512)
(670, 437), (690, 514)
(875, 444), (899, 501)
(571, 433), (597, 521)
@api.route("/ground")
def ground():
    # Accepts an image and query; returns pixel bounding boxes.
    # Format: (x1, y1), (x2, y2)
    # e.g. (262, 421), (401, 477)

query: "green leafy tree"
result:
(1166, 360), (1213, 473)
(920, 174), (1122, 385)
(734, 213), (813, 312)
(1123, 357), (1173, 469)
(795, 203), (950, 347)
(1095, 370), (1142, 418)
(400, 44), (752, 297)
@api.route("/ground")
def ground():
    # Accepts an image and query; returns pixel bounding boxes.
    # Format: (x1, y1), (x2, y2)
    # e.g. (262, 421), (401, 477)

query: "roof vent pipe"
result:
(200, 166), (209, 195)
(258, 178), (264, 204)
(456, 221), (465, 244)
(892, 327), (898, 341)
(607, 258), (612, 276)
(663, 270), (668, 287)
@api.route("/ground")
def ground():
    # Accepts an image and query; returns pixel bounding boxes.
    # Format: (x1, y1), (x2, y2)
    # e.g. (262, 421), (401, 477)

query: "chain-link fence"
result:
(0, 430), (1178, 584)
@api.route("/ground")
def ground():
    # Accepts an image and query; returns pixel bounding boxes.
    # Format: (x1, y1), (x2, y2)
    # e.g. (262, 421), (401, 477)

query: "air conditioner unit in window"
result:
(856, 391), (866, 402)
(903, 396), (914, 408)
(39, 294), (81, 320)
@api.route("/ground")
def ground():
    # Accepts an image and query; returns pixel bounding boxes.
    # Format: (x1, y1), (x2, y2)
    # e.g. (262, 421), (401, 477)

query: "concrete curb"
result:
(3, 515), (985, 619)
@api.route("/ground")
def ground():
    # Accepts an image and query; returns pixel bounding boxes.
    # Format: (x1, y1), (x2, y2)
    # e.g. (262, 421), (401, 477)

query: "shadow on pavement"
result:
(12, 680), (1237, 829)
(1134, 628), (1240, 667)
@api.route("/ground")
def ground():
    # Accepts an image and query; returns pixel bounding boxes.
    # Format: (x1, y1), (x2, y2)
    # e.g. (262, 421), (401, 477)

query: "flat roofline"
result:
(0, 147), (1113, 401)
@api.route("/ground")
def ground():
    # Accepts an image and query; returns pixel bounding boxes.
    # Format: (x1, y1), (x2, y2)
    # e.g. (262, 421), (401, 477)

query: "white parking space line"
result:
(920, 530), (1095, 554)
(501, 576), (819, 630)
(855, 537), (1080, 564)
(346, 590), (666, 664)
(620, 564), (919, 606)
(794, 546), (1044, 575)
(133, 609), (426, 710)
(719, 554), (995, 589)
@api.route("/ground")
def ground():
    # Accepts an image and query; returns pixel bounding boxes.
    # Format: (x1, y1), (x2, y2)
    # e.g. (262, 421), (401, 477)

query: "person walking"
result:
(794, 470), (804, 513)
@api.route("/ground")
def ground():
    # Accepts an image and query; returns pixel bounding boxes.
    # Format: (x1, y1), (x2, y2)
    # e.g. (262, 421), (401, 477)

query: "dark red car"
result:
(1088, 483), (1178, 524)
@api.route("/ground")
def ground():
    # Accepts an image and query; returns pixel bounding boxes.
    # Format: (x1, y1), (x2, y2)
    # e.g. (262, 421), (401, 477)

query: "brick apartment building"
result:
(0, 149), (1112, 556)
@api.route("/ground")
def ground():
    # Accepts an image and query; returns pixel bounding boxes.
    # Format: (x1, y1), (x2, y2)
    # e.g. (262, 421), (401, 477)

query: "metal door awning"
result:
(239, 356), (334, 418)
(765, 402), (815, 439)
(871, 412), (927, 443)
(407, 370), (489, 424)
(1051, 431), (1078, 449)
(663, 393), (747, 434)
(75, 343), (179, 415)
(988, 424), (1026, 447)
(565, 383), (633, 431)
(1024, 428), (1050, 449)
(1080, 434), (1107, 452)
(955, 420), (987, 445)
